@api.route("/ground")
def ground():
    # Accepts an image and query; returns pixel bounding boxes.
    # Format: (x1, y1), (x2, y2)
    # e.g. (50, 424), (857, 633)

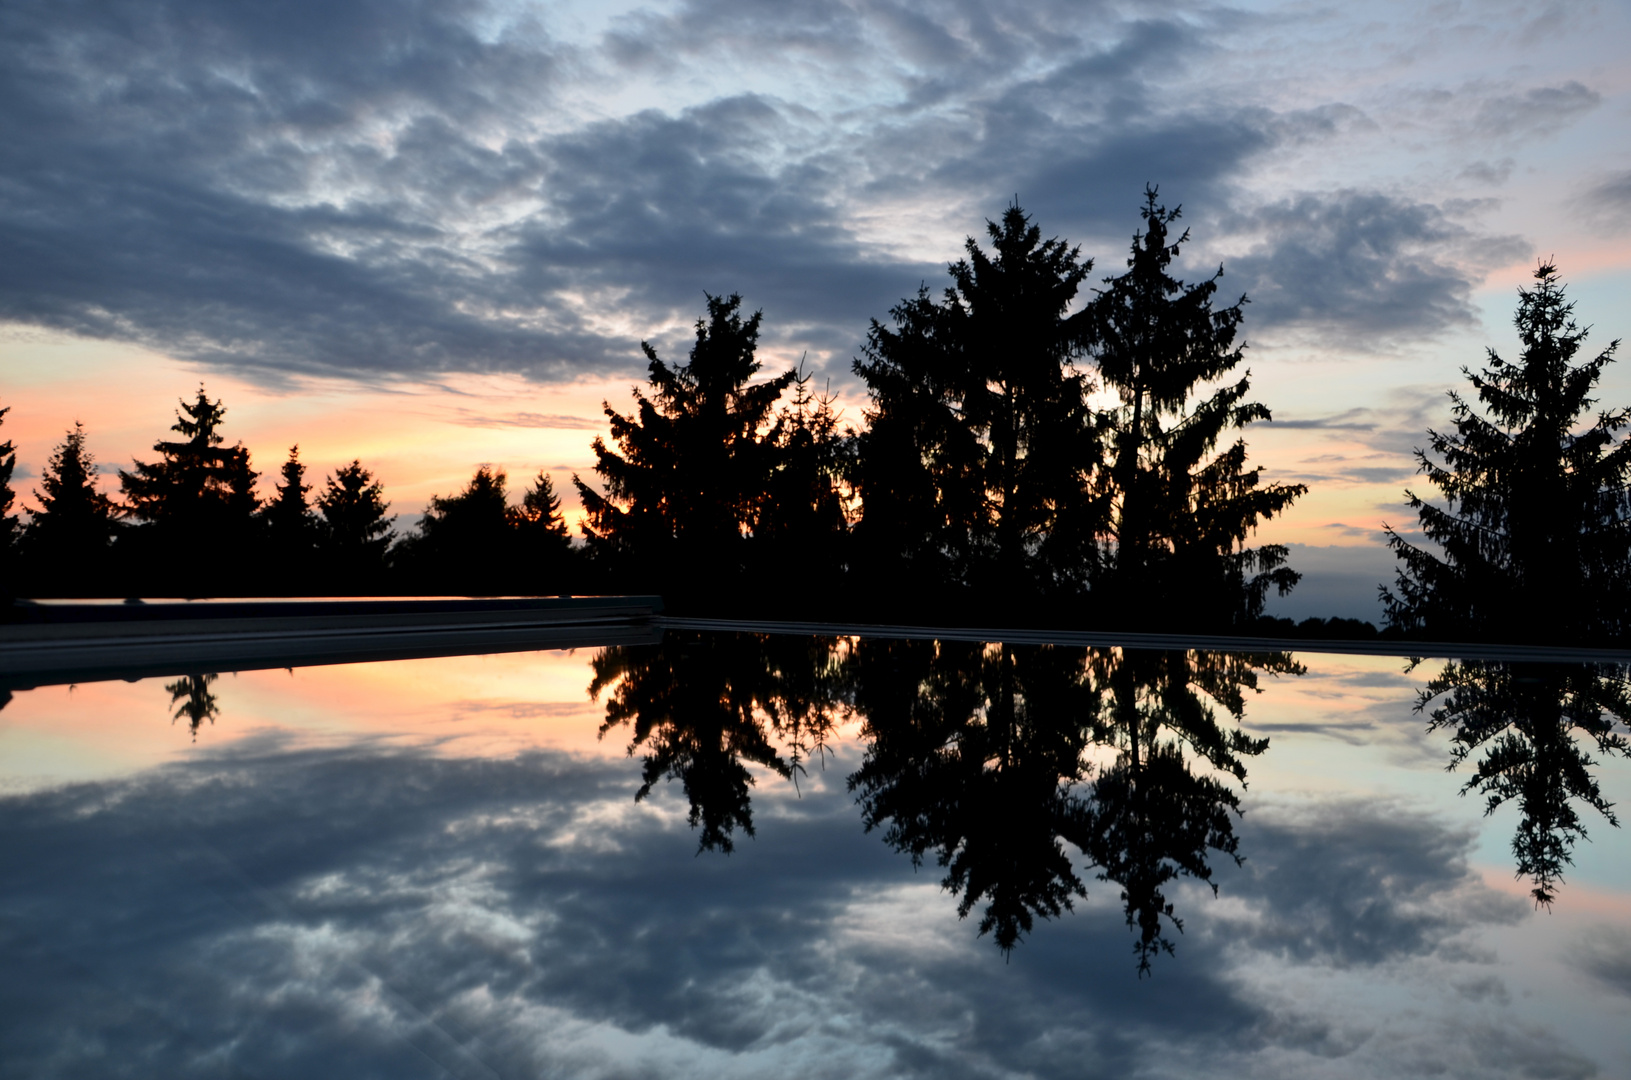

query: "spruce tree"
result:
(852, 204), (1101, 607)
(315, 460), (393, 588)
(1085, 188), (1304, 629)
(121, 387), (258, 530)
(755, 364), (850, 591)
(264, 445), (318, 589)
(518, 471), (571, 548)
(0, 403), (17, 594)
(516, 471), (577, 592)
(119, 386), (259, 592)
(23, 422), (118, 595)
(575, 293), (795, 600)
(1382, 261), (1630, 642)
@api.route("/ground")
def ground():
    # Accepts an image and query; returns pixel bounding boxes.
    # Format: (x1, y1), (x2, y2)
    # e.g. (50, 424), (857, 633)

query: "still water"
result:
(2, 633), (1629, 1078)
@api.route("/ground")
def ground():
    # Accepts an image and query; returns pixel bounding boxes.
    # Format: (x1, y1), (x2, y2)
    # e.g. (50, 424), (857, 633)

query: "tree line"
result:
(3, 191), (1629, 640)
(0, 391), (576, 599)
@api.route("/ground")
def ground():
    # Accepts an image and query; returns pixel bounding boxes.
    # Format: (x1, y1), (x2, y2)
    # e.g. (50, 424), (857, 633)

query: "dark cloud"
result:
(503, 96), (942, 364)
(1471, 81), (1600, 140)
(449, 699), (602, 720)
(1264, 542), (1398, 622)
(1459, 158), (1515, 186)
(0, 0), (588, 380)
(1579, 170), (1631, 232)
(1575, 928), (1631, 997)
(1224, 191), (1528, 344)
(1220, 799), (1527, 966)
(0, 726), (1585, 1079)
(1268, 409), (1377, 431)
(0, 0), (1567, 388)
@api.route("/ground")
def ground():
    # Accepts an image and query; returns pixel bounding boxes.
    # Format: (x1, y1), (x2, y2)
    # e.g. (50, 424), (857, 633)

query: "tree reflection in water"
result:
(165, 672), (220, 739)
(846, 638), (1098, 954)
(1418, 660), (1631, 906)
(1086, 647), (1293, 970)
(593, 632), (1296, 970)
(590, 632), (844, 853)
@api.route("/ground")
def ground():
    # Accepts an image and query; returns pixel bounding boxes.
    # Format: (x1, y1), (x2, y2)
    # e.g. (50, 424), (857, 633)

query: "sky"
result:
(2, 0), (1630, 616)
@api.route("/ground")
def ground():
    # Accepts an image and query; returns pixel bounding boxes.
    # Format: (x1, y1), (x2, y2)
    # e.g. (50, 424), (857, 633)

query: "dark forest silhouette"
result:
(4, 190), (1311, 630)
(0, 195), (1626, 647)
(588, 630), (1630, 962)
(130, 630), (1631, 958)
(590, 630), (1293, 971)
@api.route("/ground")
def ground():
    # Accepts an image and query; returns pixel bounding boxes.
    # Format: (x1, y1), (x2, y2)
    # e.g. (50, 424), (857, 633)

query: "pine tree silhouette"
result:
(24, 422), (118, 596)
(516, 471), (577, 593)
(591, 632), (841, 853)
(1415, 660), (1631, 906)
(166, 673), (220, 740)
(852, 204), (1101, 611)
(263, 445), (318, 592)
(0, 402), (17, 599)
(755, 363), (850, 593)
(575, 293), (794, 603)
(399, 465), (515, 594)
(1085, 187), (1304, 629)
(119, 387), (259, 594)
(1083, 646), (1289, 971)
(847, 638), (1099, 953)
(315, 460), (393, 589)
(1383, 260), (1630, 643)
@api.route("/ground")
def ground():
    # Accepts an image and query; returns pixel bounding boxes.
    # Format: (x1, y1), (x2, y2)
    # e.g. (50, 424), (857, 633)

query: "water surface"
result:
(2, 633), (1628, 1079)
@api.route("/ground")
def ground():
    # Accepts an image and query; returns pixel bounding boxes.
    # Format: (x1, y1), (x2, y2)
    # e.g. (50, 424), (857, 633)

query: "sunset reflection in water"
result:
(2, 637), (1629, 1079)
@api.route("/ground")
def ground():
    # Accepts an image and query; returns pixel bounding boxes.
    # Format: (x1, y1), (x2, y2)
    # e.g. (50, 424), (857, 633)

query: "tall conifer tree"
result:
(518, 471), (572, 550)
(1085, 188), (1303, 629)
(316, 460), (393, 587)
(24, 422), (118, 594)
(120, 387), (258, 532)
(575, 293), (794, 598)
(1383, 261), (1630, 641)
(516, 471), (577, 592)
(264, 445), (318, 590)
(853, 205), (1101, 606)
(0, 403), (18, 591)
(119, 386), (259, 592)
(756, 365), (850, 588)
(400, 466), (514, 593)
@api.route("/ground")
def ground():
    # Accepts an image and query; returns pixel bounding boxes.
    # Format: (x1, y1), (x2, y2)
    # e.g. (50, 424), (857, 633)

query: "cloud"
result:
(1223, 191), (1528, 345)
(0, 0), (1605, 392)
(1471, 81), (1600, 140)
(1263, 542), (1400, 621)
(0, 0), (1402, 387)
(0, 726), (1593, 1079)
(1268, 409), (1377, 431)
(449, 409), (611, 430)
(1574, 927), (1631, 998)
(1220, 798), (1527, 967)
(0, 0), (588, 380)
(1578, 170), (1631, 233)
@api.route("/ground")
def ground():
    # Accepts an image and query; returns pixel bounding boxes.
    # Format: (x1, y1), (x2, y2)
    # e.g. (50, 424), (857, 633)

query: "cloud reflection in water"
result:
(0, 637), (1608, 1078)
